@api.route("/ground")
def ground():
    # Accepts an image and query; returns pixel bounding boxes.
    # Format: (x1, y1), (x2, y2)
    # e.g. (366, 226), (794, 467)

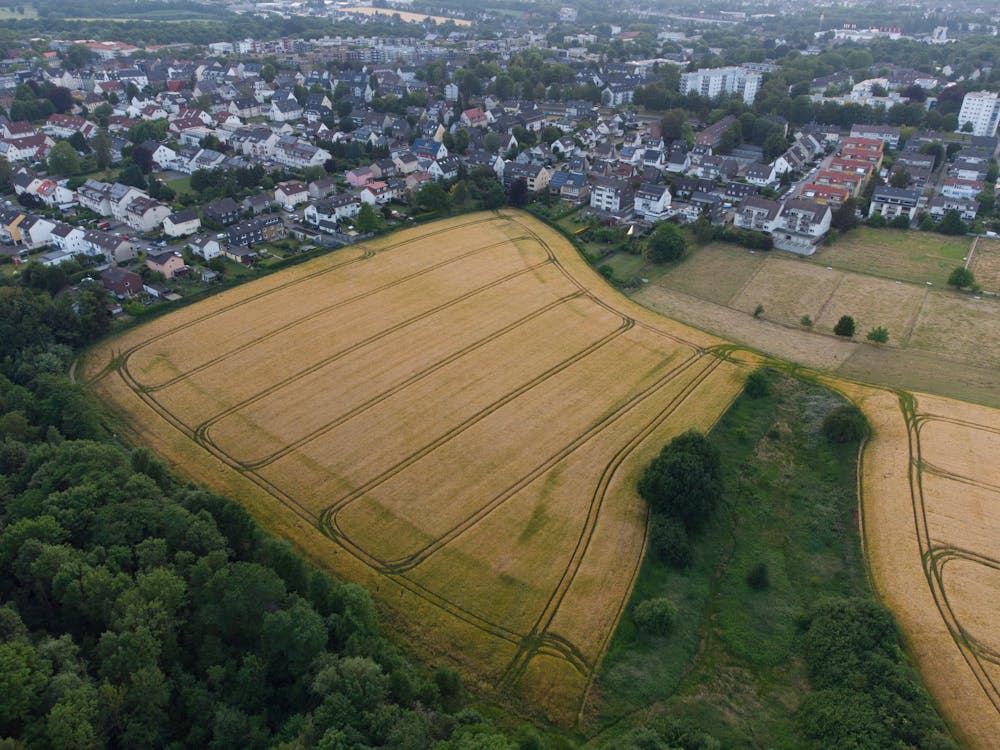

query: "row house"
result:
(44, 114), (97, 140)
(839, 136), (884, 169)
(0, 134), (53, 163)
(941, 178), (984, 201)
(928, 196), (979, 222)
(734, 196), (782, 234)
(849, 124), (901, 150)
(226, 216), (285, 247)
(50, 222), (91, 255)
(799, 183), (850, 206)
(814, 169), (865, 197)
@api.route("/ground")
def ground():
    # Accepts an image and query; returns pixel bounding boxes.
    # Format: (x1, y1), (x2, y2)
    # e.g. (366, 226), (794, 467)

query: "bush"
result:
(743, 369), (771, 399)
(637, 430), (722, 533)
(647, 222), (686, 263)
(746, 562), (770, 591)
(833, 315), (855, 337)
(633, 597), (676, 636)
(866, 326), (889, 344)
(648, 514), (691, 569)
(821, 404), (868, 443)
(800, 314), (813, 328)
(947, 266), (974, 289)
(752, 304), (764, 318)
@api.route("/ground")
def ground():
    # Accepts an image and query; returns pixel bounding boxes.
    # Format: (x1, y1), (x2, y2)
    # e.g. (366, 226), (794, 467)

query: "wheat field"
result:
(85, 212), (752, 722)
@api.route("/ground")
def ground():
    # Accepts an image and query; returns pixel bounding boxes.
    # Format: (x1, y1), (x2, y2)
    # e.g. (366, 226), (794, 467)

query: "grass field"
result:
(970, 238), (1000, 292)
(806, 227), (971, 286)
(598, 251), (646, 284)
(84, 212), (752, 723)
(597, 372), (870, 746)
(650, 241), (1000, 371)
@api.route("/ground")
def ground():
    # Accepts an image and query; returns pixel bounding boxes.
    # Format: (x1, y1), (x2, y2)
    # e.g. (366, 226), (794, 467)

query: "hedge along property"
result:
(84, 211), (1000, 745)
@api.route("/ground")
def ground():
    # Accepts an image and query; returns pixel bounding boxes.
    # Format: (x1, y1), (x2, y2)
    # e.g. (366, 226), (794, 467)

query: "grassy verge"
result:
(597, 371), (868, 747)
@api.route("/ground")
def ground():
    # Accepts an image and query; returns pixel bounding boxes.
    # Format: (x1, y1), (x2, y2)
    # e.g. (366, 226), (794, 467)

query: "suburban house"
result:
(274, 181), (310, 210)
(589, 177), (634, 221)
(85, 230), (138, 264)
(100, 266), (143, 298)
(163, 209), (202, 238)
(633, 183), (672, 222)
(203, 197), (241, 226)
(187, 235), (221, 260)
(771, 199), (831, 255)
(146, 250), (187, 279)
(868, 186), (920, 221)
(123, 196), (171, 233)
(304, 194), (362, 225)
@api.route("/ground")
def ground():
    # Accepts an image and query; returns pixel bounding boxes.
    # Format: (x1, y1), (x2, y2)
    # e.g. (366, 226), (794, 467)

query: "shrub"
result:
(821, 404), (868, 443)
(746, 562), (770, 591)
(947, 266), (974, 289)
(648, 514), (691, 569)
(633, 597), (676, 636)
(800, 314), (813, 328)
(637, 430), (722, 533)
(752, 304), (764, 318)
(744, 369), (771, 399)
(866, 326), (889, 344)
(833, 315), (855, 337)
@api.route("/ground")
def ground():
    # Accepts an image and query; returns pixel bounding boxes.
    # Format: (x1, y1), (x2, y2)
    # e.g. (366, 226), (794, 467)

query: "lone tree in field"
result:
(822, 404), (868, 443)
(647, 221), (687, 264)
(638, 429), (722, 533)
(947, 266), (975, 290)
(866, 326), (889, 344)
(833, 315), (855, 338)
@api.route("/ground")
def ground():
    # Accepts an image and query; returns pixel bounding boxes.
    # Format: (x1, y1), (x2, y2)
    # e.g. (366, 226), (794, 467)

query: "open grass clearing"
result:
(595, 373), (869, 747)
(907, 292), (1000, 369)
(598, 251), (646, 283)
(806, 227), (971, 286)
(969, 238), (1000, 292)
(656, 242), (765, 305)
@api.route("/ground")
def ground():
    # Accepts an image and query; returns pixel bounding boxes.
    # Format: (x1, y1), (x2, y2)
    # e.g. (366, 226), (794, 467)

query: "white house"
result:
(187, 234), (222, 260)
(304, 194), (362, 224)
(274, 181), (310, 210)
(163, 209), (202, 238)
(771, 199), (831, 255)
(633, 183), (672, 222)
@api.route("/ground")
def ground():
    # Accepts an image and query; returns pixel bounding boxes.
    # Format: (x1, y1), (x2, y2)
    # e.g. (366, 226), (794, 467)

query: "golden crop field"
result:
(836, 382), (1000, 750)
(84, 212), (753, 722)
(85, 212), (1000, 743)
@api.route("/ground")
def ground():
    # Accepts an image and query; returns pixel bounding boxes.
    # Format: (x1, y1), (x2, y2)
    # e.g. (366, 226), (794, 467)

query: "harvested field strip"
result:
(134, 234), (537, 390)
(937, 554), (1000, 659)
